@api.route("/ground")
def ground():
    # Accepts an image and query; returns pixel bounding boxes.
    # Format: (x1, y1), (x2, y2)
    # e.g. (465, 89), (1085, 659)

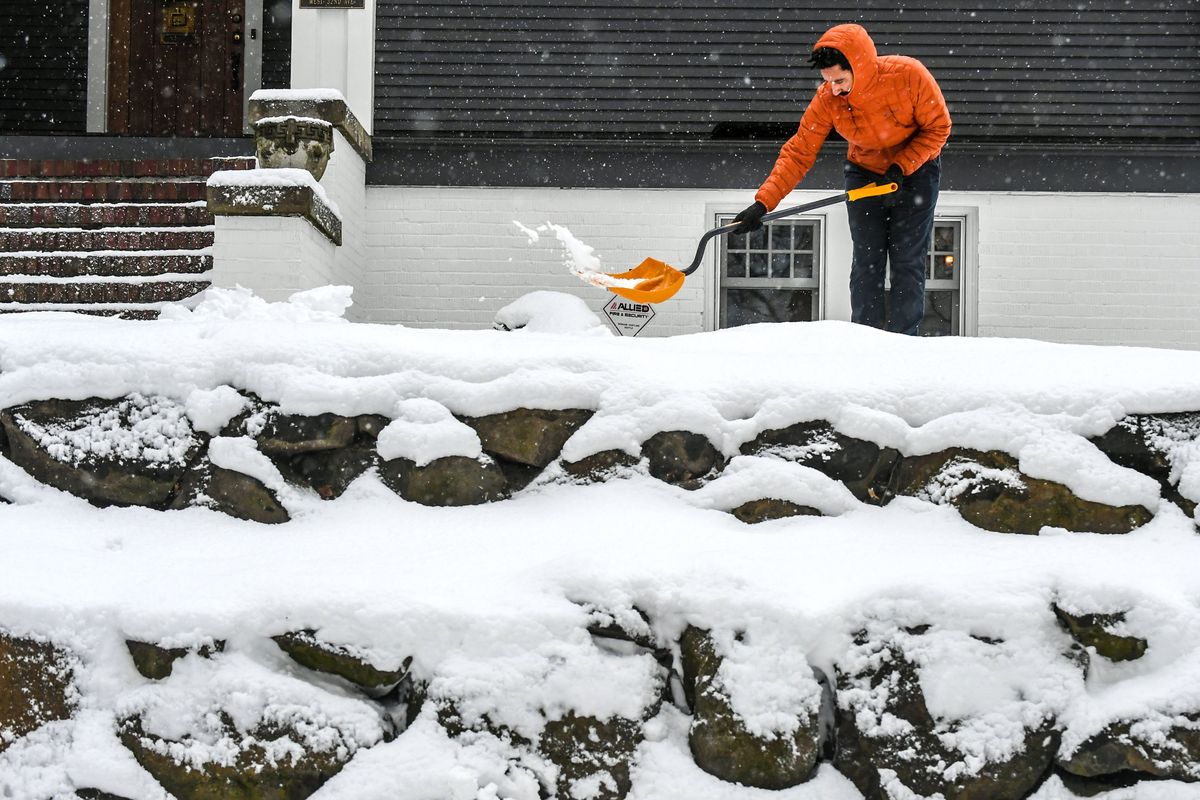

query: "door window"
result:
(920, 220), (963, 336)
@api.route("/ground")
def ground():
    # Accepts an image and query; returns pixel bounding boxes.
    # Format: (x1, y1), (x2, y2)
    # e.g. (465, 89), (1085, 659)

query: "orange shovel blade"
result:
(603, 258), (687, 305)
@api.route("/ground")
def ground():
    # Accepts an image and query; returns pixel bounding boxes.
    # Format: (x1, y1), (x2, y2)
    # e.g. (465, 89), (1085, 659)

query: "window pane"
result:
(770, 224), (792, 250)
(794, 253), (814, 279)
(794, 224), (814, 250)
(727, 251), (746, 278)
(770, 253), (790, 278)
(727, 229), (746, 248)
(934, 225), (955, 251)
(724, 288), (813, 327)
(934, 254), (956, 281)
(919, 289), (959, 336)
(747, 227), (767, 250)
(748, 252), (769, 278)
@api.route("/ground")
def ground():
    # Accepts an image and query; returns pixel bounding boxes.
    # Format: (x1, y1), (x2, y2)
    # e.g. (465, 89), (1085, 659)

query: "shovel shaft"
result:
(679, 185), (895, 276)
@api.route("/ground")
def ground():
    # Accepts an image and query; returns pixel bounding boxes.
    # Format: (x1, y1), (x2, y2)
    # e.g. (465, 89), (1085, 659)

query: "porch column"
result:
(290, 0), (377, 134)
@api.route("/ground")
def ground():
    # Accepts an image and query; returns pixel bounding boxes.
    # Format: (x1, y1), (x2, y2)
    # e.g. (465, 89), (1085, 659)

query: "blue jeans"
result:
(844, 157), (941, 335)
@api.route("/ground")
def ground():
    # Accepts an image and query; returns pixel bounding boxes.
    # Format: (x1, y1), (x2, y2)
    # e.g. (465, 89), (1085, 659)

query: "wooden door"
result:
(108, 0), (246, 136)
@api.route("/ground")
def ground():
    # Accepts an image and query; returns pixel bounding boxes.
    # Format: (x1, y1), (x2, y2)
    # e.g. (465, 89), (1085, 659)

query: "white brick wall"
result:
(967, 192), (1200, 349)
(363, 186), (1200, 349)
(322, 130), (370, 321)
(211, 215), (336, 299)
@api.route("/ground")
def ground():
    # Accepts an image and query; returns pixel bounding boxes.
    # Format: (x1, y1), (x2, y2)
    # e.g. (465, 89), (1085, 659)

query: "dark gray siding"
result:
(374, 0), (1199, 143)
(262, 0), (293, 90)
(0, 0), (90, 133)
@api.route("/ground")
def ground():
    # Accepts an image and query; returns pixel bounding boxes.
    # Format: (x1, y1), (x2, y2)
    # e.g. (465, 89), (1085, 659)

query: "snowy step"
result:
(0, 279), (209, 305)
(0, 252), (212, 278)
(0, 202), (213, 229)
(0, 228), (214, 253)
(0, 157), (256, 179)
(0, 305), (162, 319)
(0, 180), (209, 204)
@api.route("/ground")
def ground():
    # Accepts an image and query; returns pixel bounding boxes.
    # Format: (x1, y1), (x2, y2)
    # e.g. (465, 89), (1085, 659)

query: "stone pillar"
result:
(206, 92), (371, 314)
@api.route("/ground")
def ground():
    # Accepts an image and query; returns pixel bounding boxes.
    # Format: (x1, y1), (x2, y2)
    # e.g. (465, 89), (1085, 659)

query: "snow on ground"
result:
(3, 287), (1200, 797)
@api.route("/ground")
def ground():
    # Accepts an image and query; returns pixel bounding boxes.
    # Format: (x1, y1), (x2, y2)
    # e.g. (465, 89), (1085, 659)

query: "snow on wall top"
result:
(1, 287), (1197, 508)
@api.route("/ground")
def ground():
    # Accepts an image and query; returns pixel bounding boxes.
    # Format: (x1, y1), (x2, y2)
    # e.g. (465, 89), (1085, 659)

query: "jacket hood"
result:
(814, 24), (878, 92)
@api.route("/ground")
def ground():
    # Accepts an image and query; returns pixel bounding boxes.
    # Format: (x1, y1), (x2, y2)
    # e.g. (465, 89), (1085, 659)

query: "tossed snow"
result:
(515, 221), (642, 289)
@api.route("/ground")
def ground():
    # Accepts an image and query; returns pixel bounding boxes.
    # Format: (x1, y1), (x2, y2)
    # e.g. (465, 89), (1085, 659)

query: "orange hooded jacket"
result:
(755, 24), (951, 211)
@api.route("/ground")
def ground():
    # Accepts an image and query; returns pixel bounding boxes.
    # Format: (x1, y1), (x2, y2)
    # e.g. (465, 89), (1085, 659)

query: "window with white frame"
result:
(920, 219), (963, 336)
(717, 215), (822, 328)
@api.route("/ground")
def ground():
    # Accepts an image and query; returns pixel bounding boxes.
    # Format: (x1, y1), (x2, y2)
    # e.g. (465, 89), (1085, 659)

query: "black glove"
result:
(881, 164), (905, 208)
(732, 201), (767, 233)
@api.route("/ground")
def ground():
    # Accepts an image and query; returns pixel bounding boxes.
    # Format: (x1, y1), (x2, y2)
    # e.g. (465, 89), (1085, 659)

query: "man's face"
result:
(821, 65), (854, 97)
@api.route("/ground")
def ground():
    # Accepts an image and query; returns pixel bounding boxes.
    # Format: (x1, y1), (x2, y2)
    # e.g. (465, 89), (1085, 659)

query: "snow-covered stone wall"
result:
(363, 186), (1200, 349)
(4, 292), (1200, 798)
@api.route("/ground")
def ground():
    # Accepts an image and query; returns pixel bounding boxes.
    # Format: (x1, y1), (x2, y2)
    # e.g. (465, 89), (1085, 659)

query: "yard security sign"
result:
(604, 296), (655, 336)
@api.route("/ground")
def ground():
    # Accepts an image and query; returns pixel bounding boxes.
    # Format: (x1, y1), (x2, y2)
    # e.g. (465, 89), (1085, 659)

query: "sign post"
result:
(603, 296), (656, 336)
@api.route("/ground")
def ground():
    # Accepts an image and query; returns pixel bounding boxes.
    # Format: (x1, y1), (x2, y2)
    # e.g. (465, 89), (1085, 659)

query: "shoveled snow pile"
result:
(2, 287), (1200, 798)
(493, 290), (611, 336)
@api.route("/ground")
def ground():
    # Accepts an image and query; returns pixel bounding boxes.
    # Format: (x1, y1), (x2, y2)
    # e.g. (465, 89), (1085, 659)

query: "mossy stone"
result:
(272, 630), (408, 695)
(834, 634), (1059, 800)
(641, 431), (724, 488)
(1059, 717), (1200, 781)
(0, 633), (75, 752)
(119, 716), (354, 800)
(255, 412), (356, 456)
(741, 420), (898, 503)
(562, 449), (639, 482)
(170, 463), (289, 524)
(463, 407), (594, 468)
(0, 397), (203, 509)
(680, 626), (819, 790)
(891, 448), (1152, 535)
(1052, 604), (1147, 662)
(378, 455), (507, 506)
(539, 712), (643, 800)
(125, 639), (224, 680)
(731, 498), (821, 524)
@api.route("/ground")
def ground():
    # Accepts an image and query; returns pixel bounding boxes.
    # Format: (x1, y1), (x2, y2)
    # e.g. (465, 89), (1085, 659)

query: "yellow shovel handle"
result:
(847, 181), (899, 202)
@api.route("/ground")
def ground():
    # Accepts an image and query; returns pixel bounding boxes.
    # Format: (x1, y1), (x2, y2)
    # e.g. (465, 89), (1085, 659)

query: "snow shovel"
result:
(603, 182), (899, 305)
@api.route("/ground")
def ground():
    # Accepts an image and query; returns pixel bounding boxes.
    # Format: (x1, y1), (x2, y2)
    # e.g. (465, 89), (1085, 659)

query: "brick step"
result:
(0, 157), (256, 179)
(0, 180), (210, 203)
(0, 202), (213, 229)
(0, 228), (213, 253)
(0, 253), (211, 278)
(0, 280), (208, 305)
(0, 306), (162, 320)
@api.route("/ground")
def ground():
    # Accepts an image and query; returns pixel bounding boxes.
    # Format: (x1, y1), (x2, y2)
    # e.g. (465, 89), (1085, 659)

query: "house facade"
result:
(1, 1), (1198, 346)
